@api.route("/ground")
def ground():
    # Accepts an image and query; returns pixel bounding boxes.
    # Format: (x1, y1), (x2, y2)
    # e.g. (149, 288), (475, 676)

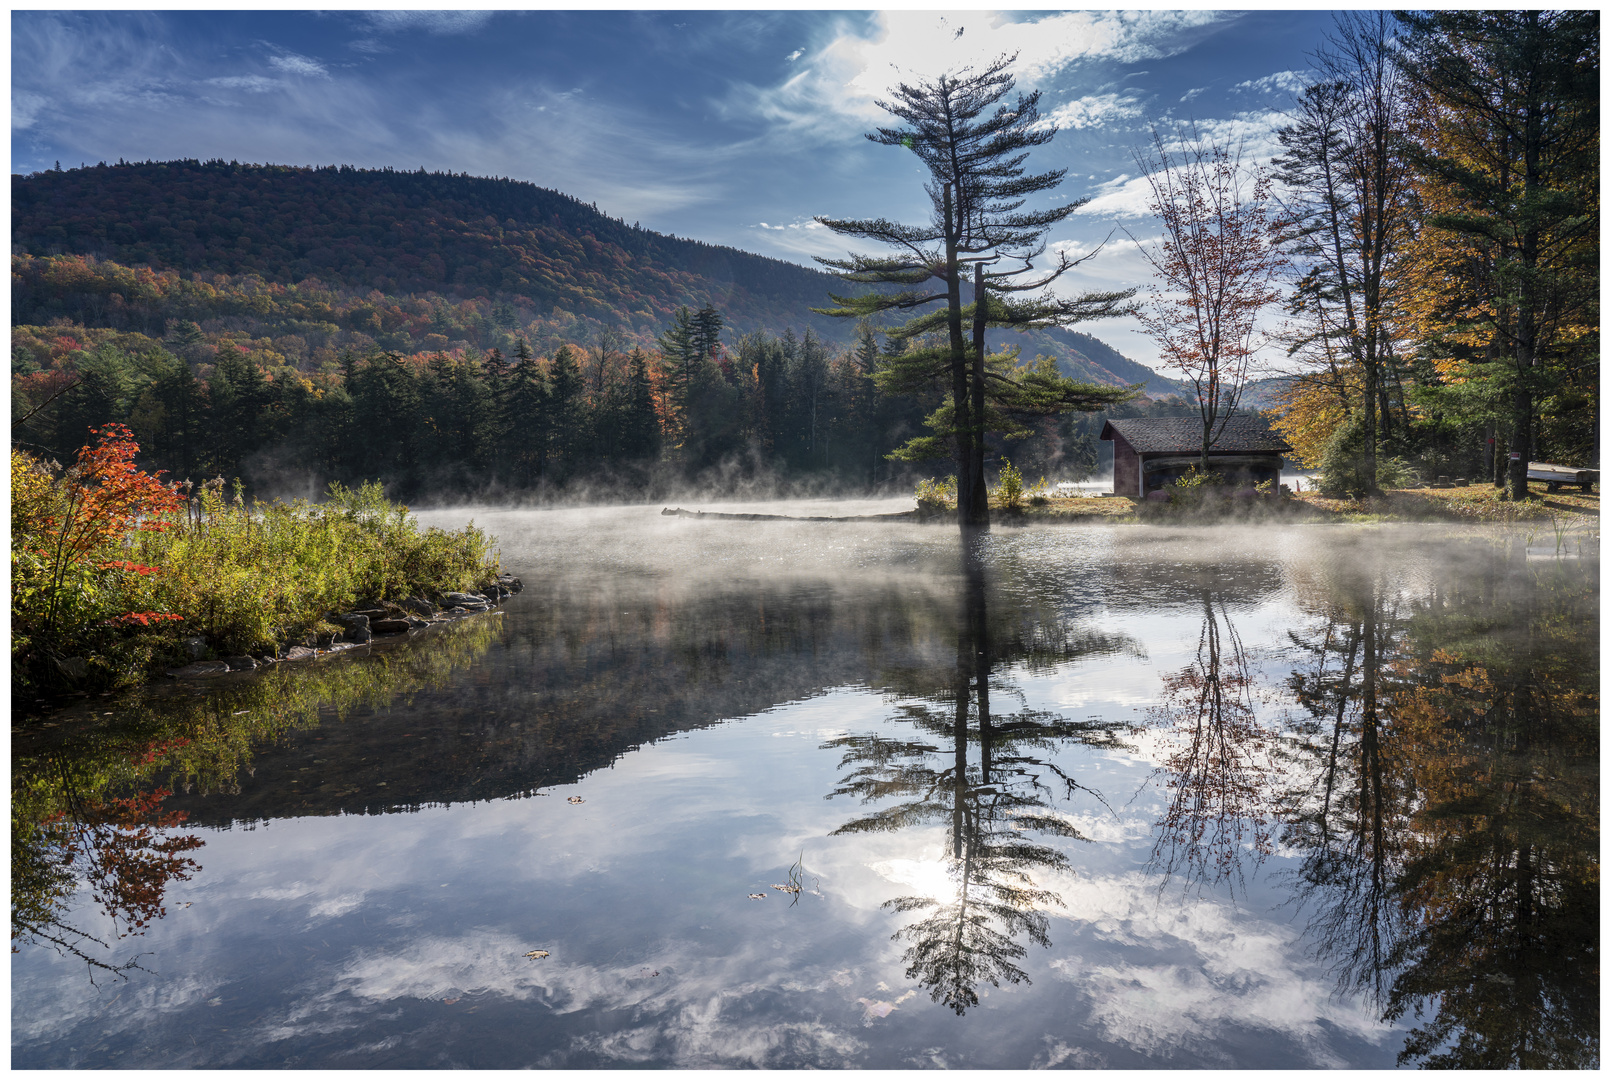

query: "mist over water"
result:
(12, 504), (1598, 1069)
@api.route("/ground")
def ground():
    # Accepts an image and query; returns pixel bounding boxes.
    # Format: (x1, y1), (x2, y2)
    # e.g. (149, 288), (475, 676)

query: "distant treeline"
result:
(12, 302), (1196, 501)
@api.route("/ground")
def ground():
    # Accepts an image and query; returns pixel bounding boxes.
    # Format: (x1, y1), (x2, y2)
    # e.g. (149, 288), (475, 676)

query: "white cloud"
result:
(1043, 92), (1144, 131)
(1180, 86), (1208, 103)
(728, 10), (1234, 142)
(786, 49), (803, 62)
(268, 53), (329, 79)
(1233, 70), (1310, 97)
(1074, 172), (1156, 220)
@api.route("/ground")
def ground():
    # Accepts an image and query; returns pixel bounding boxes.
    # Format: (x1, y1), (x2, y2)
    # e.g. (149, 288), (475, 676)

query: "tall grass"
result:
(124, 481), (499, 658)
(13, 431), (499, 692)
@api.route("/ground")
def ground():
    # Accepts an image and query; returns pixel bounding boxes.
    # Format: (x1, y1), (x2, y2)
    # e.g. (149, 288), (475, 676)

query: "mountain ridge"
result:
(12, 159), (1176, 392)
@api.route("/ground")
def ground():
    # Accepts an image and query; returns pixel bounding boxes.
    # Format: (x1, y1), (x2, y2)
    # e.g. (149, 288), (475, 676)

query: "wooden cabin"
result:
(1100, 416), (1291, 497)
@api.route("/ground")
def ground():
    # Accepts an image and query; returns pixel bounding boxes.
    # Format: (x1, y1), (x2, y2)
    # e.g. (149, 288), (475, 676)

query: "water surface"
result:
(12, 506), (1598, 1068)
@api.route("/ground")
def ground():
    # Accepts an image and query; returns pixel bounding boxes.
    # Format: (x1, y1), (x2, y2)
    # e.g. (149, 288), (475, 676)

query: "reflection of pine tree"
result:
(826, 544), (1135, 1014)
(1278, 550), (1599, 1068)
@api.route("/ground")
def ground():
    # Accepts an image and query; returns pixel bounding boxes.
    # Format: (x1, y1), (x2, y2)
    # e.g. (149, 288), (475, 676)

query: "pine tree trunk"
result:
(966, 264), (990, 529)
(942, 184), (977, 530)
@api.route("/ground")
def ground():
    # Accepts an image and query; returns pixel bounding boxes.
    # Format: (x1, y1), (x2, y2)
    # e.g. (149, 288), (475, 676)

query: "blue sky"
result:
(12, 9), (1336, 368)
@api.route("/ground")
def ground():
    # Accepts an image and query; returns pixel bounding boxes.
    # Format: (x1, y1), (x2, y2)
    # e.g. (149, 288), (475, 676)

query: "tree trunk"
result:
(942, 184), (976, 529)
(967, 263), (990, 529)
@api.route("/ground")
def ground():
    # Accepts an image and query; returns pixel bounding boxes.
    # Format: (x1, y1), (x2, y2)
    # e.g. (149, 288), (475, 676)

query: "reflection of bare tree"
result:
(828, 542), (1133, 1014)
(1280, 571), (1406, 1001)
(1147, 588), (1274, 895)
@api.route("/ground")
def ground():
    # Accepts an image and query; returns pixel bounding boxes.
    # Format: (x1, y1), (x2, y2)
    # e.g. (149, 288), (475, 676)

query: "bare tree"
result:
(1131, 127), (1287, 473)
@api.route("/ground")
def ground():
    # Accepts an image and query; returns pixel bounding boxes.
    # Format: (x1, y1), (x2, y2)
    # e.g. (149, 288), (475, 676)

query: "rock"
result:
(399, 597), (437, 617)
(347, 626), (372, 644)
(181, 635), (207, 660)
(55, 656), (90, 680)
(447, 606), (468, 615)
(223, 655), (258, 671)
(405, 615), (430, 629)
(168, 661), (230, 677)
(314, 631), (341, 648)
(1145, 489), (1171, 503)
(371, 618), (412, 634)
(330, 613), (370, 631)
(283, 646), (317, 661)
(496, 573), (522, 594)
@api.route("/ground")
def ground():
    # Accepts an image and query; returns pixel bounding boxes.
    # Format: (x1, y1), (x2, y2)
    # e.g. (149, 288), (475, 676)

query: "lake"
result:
(11, 504), (1599, 1069)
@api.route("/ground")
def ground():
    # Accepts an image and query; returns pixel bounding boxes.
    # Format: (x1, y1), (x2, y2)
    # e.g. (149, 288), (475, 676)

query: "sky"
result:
(11, 8), (1339, 370)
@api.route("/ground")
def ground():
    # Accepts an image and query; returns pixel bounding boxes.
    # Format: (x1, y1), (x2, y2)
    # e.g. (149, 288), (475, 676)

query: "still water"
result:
(12, 504), (1599, 1068)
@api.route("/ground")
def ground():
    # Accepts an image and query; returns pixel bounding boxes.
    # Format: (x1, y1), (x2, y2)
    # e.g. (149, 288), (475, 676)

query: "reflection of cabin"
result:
(1100, 416), (1291, 496)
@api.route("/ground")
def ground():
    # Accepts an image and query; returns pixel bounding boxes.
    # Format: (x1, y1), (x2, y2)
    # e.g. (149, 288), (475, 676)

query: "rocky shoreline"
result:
(163, 572), (523, 679)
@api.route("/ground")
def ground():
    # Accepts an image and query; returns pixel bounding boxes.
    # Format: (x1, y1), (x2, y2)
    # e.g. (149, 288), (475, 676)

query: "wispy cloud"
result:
(268, 53), (329, 79)
(1233, 70), (1309, 97)
(359, 11), (494, 36)
(208, 75), (277, 94)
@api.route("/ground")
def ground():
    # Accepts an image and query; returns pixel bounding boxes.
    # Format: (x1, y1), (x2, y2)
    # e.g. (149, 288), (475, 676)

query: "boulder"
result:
(347, 626), (372, 644)
(168, 660), (230, 677)
(442, 592), (488, 608)
(405, 615), (430, 629)
(399, 597), (437, 617)
(283, 646), (317, 661)
(371, 618), (412, 634)
(330, 613), (371, 631)
(223, 655), (258, 671)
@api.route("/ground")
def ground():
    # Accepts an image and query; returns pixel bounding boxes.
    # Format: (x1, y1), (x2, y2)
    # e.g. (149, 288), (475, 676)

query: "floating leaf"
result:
(772, 884), (801, 893)
(524, 950), (550, 960)
(567, 796), (584, 804)
(748, 893), (767, 900)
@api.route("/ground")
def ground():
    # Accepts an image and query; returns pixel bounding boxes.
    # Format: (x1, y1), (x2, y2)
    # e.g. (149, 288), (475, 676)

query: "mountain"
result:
(12, 159), (1171, 390)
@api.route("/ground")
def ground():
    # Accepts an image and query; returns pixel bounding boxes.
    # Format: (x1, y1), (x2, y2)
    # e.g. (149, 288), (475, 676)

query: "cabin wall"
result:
(1112, 437), (1141, 496)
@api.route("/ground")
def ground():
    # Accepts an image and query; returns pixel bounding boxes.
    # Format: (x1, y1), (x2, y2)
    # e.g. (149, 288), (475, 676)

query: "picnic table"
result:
(1528, 462), (1598, 493)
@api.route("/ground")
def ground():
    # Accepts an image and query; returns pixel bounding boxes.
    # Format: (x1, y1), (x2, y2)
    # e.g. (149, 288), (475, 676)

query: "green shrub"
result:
(914, 475), (958, 514)
(993, 458), (1025, 510)
(1169, 465), (1223, 508)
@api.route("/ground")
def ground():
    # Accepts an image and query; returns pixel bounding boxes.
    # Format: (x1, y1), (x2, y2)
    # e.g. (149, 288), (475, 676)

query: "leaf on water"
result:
(524, 950), (550, 960)
(772, 884), (801, 893)
(567, 796), (584, 804)
(748, 893), (768, 900)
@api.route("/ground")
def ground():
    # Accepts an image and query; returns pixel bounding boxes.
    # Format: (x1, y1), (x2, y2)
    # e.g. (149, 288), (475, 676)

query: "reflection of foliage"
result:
(829, 545), (1134, 1014)
(12, 616), (499, 977)
(12, 759), (202, 980)
(1147, 589), (1274, 895)
(1279, 547), (1599, 1068)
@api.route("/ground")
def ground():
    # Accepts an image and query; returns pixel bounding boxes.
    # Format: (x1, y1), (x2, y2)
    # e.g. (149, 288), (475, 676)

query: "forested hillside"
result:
(13, 160), (1169, 391)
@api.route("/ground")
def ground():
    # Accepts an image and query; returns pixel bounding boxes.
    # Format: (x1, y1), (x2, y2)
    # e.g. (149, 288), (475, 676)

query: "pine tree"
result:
(815, 54), (1134, 527)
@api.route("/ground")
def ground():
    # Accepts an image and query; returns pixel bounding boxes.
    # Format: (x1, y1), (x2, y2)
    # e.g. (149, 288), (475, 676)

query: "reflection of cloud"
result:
(1047, 871), (1397, 1065)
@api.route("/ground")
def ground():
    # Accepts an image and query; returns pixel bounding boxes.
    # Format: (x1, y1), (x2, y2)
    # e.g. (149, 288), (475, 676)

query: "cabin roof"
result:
(1099, 416), (1291, 454)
